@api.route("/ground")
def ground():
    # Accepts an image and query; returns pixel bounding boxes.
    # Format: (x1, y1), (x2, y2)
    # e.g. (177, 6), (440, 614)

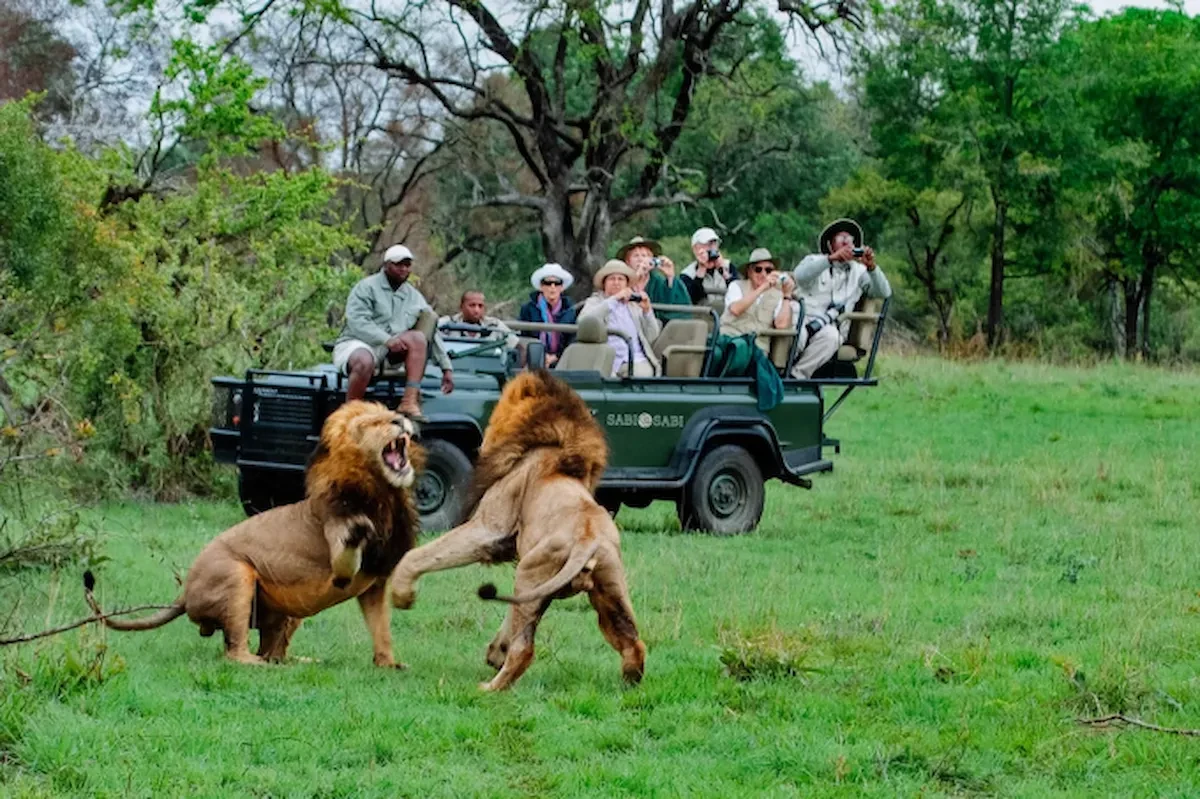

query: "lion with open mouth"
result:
(84, 401), (422, 667)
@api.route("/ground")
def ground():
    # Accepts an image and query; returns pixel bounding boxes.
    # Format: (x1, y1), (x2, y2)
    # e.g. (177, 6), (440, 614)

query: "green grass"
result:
(4, 355), (1200, 797)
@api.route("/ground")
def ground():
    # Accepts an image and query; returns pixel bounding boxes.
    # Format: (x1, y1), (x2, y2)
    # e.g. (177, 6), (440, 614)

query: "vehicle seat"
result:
(705, 289), (726, 317)
(653, 319), (708, 377)
(837, 297), (883, 362)
(556, 315), (615, 374)
(380, 309), (439, 377)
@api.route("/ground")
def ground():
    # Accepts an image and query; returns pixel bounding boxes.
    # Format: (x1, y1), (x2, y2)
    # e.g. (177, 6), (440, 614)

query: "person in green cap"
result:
(616, 236), (692, 321)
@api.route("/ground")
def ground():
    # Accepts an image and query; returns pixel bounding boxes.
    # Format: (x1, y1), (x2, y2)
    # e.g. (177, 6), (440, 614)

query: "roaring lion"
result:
(84, 401), (422, 667)
(390, 370), (646, 691)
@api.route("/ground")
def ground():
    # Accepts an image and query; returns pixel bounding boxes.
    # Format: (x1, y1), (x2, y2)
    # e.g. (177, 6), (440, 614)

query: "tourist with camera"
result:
(680, 227), (736, 308)
(789, 218), (892, 379)
(719, 247), (796, 352)
(579, 259), (662, 377)
(617, 236), (692, 321)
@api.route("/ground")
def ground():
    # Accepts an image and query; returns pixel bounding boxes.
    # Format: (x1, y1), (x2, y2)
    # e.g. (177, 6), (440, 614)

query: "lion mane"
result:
(467, 369), (608, 513)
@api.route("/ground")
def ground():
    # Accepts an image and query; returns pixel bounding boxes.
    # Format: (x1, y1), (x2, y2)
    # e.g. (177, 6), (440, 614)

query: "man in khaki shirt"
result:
(333, 245), (453, 417)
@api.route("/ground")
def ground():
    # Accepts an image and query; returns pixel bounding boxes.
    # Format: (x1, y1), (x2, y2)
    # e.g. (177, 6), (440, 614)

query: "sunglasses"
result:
(541, 279), (564, 287)
(750, 265), (775, 274)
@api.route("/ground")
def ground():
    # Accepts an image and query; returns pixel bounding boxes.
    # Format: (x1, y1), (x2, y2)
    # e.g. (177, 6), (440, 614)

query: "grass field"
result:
(3, 355), (1200, 797)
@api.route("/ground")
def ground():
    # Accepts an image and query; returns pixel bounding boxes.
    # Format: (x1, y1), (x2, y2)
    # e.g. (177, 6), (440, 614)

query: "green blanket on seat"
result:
(705, 333), (786, 412)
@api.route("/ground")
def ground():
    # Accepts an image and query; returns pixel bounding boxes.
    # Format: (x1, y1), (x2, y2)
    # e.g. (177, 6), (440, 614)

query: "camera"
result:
(651, 257), (662, 269)
(852, 246), (865, 257)
(805, 300), (847, 338)
(706, 247), (719, 263)
(629, 292), (645, 303)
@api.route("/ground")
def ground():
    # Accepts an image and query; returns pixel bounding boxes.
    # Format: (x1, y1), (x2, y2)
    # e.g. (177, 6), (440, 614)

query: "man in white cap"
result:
(680, 226), (735, 307)
(789, 218), (891, 379)
(332, 244), (453, 416)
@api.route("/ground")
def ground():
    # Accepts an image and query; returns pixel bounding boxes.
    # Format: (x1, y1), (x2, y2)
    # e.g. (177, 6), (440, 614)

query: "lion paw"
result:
(373, 654), (408, 669)
(390, 587), (416, 610)
(331, 543), (363, 581)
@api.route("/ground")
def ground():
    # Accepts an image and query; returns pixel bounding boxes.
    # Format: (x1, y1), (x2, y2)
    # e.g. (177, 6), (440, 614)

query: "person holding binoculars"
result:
(788, 218), (892, 379)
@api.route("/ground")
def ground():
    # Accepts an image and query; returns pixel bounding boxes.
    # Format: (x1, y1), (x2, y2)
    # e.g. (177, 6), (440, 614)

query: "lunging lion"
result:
(390, 370), (646, 691)
(85, 401), (422, 667)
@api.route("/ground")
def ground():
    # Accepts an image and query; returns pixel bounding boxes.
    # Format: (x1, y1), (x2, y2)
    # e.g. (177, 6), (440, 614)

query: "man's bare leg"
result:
(346, 350), (377, 401)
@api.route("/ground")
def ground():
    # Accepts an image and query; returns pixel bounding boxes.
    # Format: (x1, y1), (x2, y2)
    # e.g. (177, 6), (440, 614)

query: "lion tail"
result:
(83, 571), (186, 631)
(477, 536), (601, 605)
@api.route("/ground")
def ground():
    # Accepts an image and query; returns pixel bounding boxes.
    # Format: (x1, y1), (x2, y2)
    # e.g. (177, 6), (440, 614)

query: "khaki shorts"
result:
(332, 339), (387, 374)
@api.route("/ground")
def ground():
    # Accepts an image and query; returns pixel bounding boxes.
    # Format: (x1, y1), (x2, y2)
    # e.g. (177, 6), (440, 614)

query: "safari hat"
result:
(382, 244), (415, 264)
(615, 236), (663, 261)
(529, 262), (574, 291)
(743, 247), (781, 274)
(816, 219), (863, 255)
(593, 259), (637, 289)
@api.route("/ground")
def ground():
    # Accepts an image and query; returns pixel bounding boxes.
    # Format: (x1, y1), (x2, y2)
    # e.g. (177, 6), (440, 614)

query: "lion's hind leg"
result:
(588, 546), (646, 685)
(257, 611), (303, 663)
(217, 561), (265, 665)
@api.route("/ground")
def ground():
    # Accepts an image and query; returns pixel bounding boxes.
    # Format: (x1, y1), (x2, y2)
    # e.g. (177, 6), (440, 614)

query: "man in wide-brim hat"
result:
(616, 235), (691, 320)
(579, 259), (662, 377)
(788, 218), (891, 379)
(719, 247), (796, 352)
(332, 243), (454, 416)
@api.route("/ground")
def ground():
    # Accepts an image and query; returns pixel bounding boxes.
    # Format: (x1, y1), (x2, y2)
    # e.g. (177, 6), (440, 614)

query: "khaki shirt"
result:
(336, 271), (451, 370)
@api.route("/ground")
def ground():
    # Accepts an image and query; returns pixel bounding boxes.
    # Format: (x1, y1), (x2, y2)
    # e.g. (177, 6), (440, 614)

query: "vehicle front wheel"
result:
(415, 439), (474, 532)
(679, 444), (764, 535)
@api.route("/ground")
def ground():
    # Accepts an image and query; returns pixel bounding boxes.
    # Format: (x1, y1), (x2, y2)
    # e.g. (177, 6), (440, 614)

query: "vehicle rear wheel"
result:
(415, 439), (474, 532)
(239, 468), (304, 517)
(679, 444), (764, 535)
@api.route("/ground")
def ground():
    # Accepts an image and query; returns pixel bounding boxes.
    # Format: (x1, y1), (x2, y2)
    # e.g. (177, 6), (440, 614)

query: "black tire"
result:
(414, 439), (474, 532)
(678, 444), (764, 535)
(239, 468), (304, 517)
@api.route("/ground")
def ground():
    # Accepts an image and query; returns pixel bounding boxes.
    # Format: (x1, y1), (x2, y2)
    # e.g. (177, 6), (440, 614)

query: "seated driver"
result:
(439, 290), (519, 349)
(332, 244), (453, 417)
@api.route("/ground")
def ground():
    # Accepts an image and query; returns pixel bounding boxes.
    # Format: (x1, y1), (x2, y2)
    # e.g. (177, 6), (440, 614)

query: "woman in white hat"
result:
(518, 263), (578, 366)
(579, 260), (662, 377)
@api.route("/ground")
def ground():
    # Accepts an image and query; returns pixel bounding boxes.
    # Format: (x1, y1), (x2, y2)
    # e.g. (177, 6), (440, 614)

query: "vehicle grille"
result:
(242, 390), (316, 465)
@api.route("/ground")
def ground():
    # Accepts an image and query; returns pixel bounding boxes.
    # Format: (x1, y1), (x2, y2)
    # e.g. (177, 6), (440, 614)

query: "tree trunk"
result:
(1106, 277), (1124, 358)
(1139, 246), (1158, 361)
(1122, 278), (1140, 359)
(986, 199), (1007, 350)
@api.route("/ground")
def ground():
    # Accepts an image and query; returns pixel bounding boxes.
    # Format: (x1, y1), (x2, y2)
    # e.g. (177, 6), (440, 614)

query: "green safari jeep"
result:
(208, 300), (889, 534)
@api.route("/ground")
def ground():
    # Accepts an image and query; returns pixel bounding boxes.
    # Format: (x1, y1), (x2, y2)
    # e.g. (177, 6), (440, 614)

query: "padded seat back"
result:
(556, 315), (615, 374)
(837, 297), (883, 362)
(652, 319), (707, 378)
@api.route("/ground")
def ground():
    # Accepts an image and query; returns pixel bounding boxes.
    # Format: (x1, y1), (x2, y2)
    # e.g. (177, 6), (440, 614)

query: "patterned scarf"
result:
(537, 294), (562, 353)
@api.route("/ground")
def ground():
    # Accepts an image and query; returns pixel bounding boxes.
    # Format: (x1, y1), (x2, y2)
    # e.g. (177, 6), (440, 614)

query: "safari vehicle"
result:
(209, 298), (889, 535)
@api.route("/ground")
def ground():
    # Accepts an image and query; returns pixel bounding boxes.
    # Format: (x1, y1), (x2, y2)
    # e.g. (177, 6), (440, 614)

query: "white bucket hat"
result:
(382, 244), (415, 264)
(691, 227), (720, 247)
(529, 262), (574, 291)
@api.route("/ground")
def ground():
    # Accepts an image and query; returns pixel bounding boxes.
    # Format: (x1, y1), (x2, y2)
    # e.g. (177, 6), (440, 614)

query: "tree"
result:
(858, 0), (1078, 349)
(1062, 8), (1200, 359)
(136, 0), (860, 284)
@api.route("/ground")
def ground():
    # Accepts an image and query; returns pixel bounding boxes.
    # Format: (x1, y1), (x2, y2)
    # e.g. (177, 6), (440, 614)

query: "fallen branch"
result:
(1078, 714), (1200, 737)
(0, 604), (177, 646)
